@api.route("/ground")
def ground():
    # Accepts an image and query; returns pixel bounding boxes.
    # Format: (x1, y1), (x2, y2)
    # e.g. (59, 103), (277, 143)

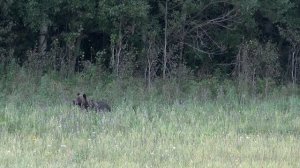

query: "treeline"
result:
(1, 0), (300, 89)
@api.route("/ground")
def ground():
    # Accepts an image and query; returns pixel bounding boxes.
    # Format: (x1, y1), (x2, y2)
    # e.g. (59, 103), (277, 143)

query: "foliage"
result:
(0, 0), (299, 85)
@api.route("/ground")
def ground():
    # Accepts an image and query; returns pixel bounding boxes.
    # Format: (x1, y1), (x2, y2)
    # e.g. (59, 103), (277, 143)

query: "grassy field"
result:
(0, 91), (300, 168)
(0, 73), (300, 167)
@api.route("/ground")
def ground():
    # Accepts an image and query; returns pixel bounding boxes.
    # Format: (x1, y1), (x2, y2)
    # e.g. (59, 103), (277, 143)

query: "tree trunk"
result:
(113, 20), (123, 78)
(39, 21), (48, 56)
(147, 59), (152, 90)
(179, 13), (186, 64)
(163, 0), (168, 80)
(292, 49), (295, 85)
(147, 41), (153, 90)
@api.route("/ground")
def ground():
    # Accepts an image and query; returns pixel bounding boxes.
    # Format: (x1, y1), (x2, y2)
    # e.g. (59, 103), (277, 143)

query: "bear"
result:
(73, 93), (111, 112)
(73, 93), (89, 110)
(88, 99), (111, 112)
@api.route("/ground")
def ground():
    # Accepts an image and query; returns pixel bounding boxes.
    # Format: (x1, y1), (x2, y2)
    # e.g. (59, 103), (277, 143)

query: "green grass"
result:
(0, 70), (299, 167)
(0, 91), (300, 167)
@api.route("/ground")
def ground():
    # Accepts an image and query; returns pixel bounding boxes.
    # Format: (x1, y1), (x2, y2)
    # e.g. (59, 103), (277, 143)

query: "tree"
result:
(96, 0), (149, 78)
(158, 0), (238, 79)
(0, 0), (15, 64)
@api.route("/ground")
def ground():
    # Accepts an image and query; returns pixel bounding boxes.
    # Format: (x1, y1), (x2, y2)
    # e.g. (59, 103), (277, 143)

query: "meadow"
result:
(0, 72), (300, 167)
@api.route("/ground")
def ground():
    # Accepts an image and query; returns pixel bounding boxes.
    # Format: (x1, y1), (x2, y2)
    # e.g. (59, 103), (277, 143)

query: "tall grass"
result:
(0, 68), (299, 167)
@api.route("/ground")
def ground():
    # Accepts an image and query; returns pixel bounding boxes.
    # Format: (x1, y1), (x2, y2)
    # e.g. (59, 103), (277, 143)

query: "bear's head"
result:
(73, 93), (89, 109)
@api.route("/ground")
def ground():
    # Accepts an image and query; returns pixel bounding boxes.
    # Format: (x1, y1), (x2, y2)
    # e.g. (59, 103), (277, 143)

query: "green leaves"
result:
(1, 0), (300, 84)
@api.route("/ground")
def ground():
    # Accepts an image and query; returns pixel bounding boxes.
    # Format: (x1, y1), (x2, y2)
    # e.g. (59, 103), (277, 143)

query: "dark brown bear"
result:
(88, 99), (111, 112)
(73, 93), (89, 110)
(73, 93), (111, 112)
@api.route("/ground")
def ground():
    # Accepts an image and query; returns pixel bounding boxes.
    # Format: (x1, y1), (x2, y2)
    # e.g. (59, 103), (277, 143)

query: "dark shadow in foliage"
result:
(73, 93), (111, 113)
(75, 32), (110, 72)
